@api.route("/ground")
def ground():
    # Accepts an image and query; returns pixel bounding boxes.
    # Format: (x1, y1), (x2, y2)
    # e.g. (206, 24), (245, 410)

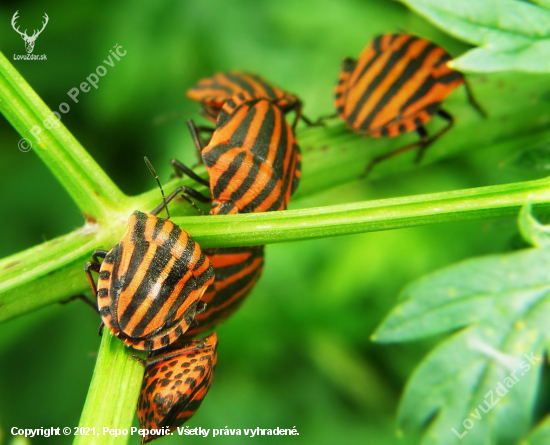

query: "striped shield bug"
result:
(169, 95), (301, 215)
(84, 160), (215, 351)
(137, 333), (218, 443)
(186, 70), (313, 129)
(335, 33), (485, 173)
(184, 245), (265, 337)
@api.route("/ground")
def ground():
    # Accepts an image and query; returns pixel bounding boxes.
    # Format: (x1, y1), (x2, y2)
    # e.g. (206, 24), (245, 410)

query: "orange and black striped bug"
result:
(84, 159), (215, 351)
(137, 332), (218, 443)
(186, 70), (313, 129)
(334, 33), (485, 174)
(163, 94), (301, 215)
(183, 246), (264, 337)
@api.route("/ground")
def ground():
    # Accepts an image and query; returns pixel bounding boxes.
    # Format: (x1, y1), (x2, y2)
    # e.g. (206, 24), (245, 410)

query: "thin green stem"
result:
(0, 51), (127, 220)
(175, 175), (550, 246)
(2, 175), (550, 323)
(74, 334), (146, 445)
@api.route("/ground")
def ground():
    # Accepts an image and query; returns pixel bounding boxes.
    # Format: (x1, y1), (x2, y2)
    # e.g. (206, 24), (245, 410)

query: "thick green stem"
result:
(74, 334), (146, 445)
(0, 51), (127, 220)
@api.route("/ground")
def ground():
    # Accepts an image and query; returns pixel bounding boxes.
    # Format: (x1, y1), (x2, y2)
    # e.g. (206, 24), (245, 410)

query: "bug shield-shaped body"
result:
(202, 96), (301, 215)
(186, 71), (301, 123)
(137, 333), (218, 443)
(96, 211), (214, 351)
(335, 33), (463, 137)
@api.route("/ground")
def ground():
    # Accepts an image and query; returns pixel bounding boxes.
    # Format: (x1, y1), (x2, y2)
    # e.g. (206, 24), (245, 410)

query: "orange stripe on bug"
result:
(334, 32), (485, 175)
(186, 70), (308, 129)
(176, 96), (301, 215)
(85, 159), (216, 351)
(184, 246), (265, 337)
(85, 211), (214, 351)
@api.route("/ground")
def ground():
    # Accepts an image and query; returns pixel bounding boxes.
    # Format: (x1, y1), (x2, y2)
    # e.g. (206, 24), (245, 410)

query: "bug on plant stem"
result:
(334, 32), (485, 175)
(186, 70), (314, 130)
(183, 245), (265, 337)
(162, 95), (302, 216)
(137, 332), (218, 443)
(84, 159), (215, 351)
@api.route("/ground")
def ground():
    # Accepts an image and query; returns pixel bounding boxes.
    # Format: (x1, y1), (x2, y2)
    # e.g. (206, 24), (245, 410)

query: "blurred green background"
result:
(0, 1), (548, 444)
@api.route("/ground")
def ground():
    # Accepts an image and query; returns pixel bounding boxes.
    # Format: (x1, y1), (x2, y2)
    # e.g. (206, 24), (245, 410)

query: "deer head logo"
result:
(11, 11), (49, 54)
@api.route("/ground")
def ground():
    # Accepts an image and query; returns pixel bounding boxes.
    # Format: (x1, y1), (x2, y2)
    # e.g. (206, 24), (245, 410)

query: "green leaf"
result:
(373, 244), (550, 444)
(451, 42), (550, 73)
(398, 328), (545, 445)
(373, 247), (550, 342)
(398, 0), (550, 73)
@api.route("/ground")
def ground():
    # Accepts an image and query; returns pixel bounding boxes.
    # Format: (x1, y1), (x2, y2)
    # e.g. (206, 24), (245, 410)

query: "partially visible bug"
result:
(137, 333), (218, 443)
(186, 70), (312, 129)
(85, 159), (215, 351)
(183, 245), (265, 337)
(335, 33), (485, 173)
(164, 95), (301, 215)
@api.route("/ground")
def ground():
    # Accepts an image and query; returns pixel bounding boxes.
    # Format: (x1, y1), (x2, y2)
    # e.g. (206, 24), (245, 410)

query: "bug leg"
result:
(413, 125), (431, 163)
(150, 185), (211, 216)
(130, 355), (148, 366)
(300, 112), (326, 128)
(189, 121), (214, 162)
(82, 251), (107, 314)
(288, 102), (303, 131)
(60, 294), (98, 313)
(463, 80), (487, 118)
(91, 249), (107, 263)
(187, 118), (207, 152)
(194, 125), (215, 162)
(84, 256), (103, 298)
(362, 112), (455, 177)
(87, 259), (105, 338)
(98, 323), (105, 337)
(195, 125), (215, 135)
(362, 139), (422, 177)
(79, 295), (98, 312)
(413, 110), (455, 164)
(314, 112), (339, 126)
(170, 158), (210, 187)
(286, 102), (323, 130)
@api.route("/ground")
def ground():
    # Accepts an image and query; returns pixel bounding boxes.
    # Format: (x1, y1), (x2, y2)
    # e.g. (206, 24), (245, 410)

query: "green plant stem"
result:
(0, 51), (126, 220)
(74, 333), (146, 445)
(177, 175), (550, 247)
(2, 174), (550, 323)
(176, 175), (550, 246)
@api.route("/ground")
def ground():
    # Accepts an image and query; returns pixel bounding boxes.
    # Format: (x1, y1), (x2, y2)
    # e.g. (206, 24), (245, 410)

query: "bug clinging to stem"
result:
(165, 94), (301, 216)
(84, 158), (214, 351)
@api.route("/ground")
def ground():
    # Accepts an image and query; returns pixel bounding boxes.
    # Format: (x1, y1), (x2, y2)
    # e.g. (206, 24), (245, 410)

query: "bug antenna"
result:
(144, 157), (170, 219)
